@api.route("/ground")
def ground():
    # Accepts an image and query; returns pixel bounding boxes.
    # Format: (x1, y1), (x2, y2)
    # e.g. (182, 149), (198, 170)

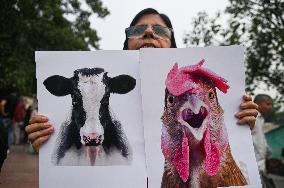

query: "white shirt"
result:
(251, 114), (270, 172)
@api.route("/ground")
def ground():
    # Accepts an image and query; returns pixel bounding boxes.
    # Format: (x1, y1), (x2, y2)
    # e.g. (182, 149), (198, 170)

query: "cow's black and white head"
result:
(43, 68), (136, 149)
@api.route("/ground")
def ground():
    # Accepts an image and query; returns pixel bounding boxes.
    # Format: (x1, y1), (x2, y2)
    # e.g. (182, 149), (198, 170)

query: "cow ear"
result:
(109, 75), (136, 94)
(43, 75), (72, 96)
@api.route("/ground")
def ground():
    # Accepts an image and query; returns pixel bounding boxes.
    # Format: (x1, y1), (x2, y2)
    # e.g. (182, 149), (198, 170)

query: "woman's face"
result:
(127, 14), (171, 50)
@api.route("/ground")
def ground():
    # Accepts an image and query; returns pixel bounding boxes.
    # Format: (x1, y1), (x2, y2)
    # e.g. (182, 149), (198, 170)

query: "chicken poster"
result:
(140, 46), (261, 188)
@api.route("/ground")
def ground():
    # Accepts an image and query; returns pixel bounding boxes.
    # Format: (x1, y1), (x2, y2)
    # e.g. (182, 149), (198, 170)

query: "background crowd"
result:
(0, 85), (37, 172)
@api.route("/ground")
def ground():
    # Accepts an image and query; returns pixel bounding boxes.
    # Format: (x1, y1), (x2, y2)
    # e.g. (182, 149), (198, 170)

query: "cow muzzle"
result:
(80, 122), (104, 146)
(83, 133), (104, 146)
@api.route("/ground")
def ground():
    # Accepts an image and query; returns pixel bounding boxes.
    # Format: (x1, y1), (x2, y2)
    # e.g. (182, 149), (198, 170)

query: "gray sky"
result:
(92, 0), (228, 50)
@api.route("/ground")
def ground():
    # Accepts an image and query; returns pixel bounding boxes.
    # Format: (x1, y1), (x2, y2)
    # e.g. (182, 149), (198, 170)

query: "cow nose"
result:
(83, 134), (104, 146)
(86, 133), (98, 140)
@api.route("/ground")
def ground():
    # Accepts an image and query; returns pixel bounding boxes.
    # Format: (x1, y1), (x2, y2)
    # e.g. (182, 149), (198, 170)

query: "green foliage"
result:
(0, 0), (109, 95)
(183, 0), (284, 103)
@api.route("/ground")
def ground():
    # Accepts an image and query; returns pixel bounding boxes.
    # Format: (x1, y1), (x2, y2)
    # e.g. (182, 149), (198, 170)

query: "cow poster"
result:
(36, 51), (147, 188)
(139, 46), (262, 188)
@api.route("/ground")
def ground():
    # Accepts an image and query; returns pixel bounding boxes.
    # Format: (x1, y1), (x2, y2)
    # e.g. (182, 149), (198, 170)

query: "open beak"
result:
(177, 94), (208, 140)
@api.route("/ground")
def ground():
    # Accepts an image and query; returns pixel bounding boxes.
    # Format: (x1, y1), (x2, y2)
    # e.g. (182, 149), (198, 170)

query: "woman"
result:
(26, 8), (258, 152)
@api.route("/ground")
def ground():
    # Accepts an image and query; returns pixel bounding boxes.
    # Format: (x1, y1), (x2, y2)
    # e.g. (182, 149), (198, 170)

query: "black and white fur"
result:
(43, 68), (136, 166)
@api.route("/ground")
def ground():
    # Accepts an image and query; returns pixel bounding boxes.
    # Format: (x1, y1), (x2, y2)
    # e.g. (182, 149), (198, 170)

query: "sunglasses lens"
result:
(152, 26), (171, 38)
(126, 25), (172, 39)
(126, 26), (146, 38)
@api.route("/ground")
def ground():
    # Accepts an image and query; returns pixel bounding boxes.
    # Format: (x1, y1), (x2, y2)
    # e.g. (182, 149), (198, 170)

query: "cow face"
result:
(43, 68), (136, 147)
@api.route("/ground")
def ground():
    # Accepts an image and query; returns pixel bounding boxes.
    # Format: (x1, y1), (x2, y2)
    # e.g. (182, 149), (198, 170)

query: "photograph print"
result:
(36, 51), (147, 188)
(160, 60), (247, 187)
(140, 46), (262, 188)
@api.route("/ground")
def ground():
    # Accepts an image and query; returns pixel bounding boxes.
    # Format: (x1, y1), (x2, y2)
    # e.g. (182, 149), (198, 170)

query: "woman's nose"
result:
(143, 26), (155, 38)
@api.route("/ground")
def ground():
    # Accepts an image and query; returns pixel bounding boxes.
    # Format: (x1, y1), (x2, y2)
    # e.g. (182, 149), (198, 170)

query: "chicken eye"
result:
(167, 95), (175, 107)
(208, 92), (215, 100)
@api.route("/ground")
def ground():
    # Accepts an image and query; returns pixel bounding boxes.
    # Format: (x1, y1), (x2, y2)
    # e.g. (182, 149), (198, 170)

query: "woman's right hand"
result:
(25, 114), (54, 152)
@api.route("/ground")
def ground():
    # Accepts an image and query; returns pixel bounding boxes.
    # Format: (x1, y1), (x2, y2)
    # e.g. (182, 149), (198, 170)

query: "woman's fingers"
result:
(243, 94), (252, 101)
(25, 114), (53, 152)
(234, 94), (259, 130)
(27, 126), (54, 142)
(235, 109), (258, 119)
(29, 114), (48, 124)
(32, 135), (51, 153)
(25, 122), (52, 134)
(239, 100), (258, 111)
(236, 116), (256, 130)
(235, 109), (258, 130)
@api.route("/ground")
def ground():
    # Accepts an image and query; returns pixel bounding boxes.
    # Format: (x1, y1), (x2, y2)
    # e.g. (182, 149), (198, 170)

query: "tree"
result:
(183, 0), (284, 102)
(0, 0), (109, 95)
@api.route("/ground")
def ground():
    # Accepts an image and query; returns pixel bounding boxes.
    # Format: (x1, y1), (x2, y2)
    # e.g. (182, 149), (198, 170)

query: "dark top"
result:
(4, 94), (18, 119)
(0, 119), (8, 171)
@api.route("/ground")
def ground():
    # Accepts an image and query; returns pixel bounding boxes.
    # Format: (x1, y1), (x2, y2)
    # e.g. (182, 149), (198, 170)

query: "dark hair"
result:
(123, 8), (177, 50)
(254, 94), (272, 103)
(266, 158), (284, 176)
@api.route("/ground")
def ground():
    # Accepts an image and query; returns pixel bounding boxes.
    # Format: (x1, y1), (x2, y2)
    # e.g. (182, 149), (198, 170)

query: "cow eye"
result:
(167, 95), (175, 107)
(208, 92), (215, 100)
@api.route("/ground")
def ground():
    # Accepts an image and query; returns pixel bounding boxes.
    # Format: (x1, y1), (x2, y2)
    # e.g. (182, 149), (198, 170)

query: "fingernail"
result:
(41, 116), (48, 121)
(44, 123), (51, 127)
(236, 119), (242, 125)
(48, 127), (54, 132)
(43, 135), (50, 140)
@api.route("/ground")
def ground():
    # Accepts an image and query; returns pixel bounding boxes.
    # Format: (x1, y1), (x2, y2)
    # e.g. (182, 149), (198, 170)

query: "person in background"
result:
(0, 120), (8, 173)
(22, 105), (32, 143)
(12, 96), (26, 145)
(0, 90), (8, 172)
(2, 85), (19, 150)
(22, 96), (38, 145)
(252, 94), (273, 172)
(25, 8), (258, 152)
(0, 119), (8, 173)
(252, 94), (274, 188)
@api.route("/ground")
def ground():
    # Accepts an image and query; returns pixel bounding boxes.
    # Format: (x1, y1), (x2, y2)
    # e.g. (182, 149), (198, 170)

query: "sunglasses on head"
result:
(125, 25), (172, 39)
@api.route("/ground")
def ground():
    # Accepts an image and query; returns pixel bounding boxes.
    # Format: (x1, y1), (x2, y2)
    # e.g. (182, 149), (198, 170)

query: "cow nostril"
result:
(83, 135), (92, 143)
(83, 136), (88, 142)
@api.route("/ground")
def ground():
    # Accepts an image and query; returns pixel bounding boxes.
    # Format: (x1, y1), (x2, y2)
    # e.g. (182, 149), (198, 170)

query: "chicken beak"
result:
(177, 94), (208, 141)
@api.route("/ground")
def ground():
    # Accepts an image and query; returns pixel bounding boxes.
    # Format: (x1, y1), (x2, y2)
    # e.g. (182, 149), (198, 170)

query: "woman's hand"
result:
(235, 95), (259, 130)
(25, 114), (54, 152)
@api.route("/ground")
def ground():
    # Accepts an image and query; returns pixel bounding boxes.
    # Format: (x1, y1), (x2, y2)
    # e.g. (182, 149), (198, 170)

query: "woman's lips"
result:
(139, 43), (156, 48)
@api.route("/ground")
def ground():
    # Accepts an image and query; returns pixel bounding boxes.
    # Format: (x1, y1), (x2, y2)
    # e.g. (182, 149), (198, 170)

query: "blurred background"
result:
(0, 0), (283, 187)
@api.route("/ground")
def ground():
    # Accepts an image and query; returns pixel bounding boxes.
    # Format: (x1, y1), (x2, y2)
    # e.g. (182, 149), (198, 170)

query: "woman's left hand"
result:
(235, 94), (259, 130)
